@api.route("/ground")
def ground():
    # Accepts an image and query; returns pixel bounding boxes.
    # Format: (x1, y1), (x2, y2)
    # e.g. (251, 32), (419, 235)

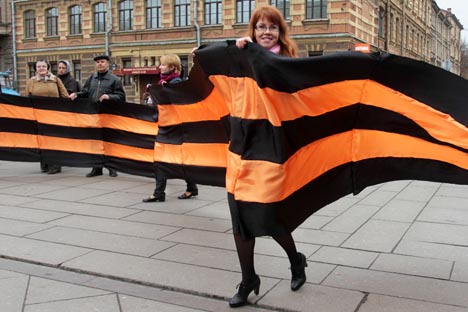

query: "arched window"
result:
(94, 3), (107, 33)
(69, 5), (82, 35)
(46, 7), (59, 36)
(119, 0), (133, 31)
(24, 10), (36, 38)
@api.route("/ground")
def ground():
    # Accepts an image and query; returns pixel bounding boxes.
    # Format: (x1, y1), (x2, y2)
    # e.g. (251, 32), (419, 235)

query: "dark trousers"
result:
(153, 179), (198, 197)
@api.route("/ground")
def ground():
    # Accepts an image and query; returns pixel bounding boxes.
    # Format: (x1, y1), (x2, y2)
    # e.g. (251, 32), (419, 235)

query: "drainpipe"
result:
(194, 0), (200, 46)
(11, 0), (17, 89)
(105, 0), (113, 56)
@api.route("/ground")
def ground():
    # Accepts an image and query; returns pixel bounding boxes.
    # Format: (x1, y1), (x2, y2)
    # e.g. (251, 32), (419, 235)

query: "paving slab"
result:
(48, 214), (180, 239)
(359, 294), (468, 312)
(322, 204), (382, 233)
(342, 220), (410, 252)
(24, 294), (120, 312)
(372, 199), (426, 222)
(310, 246), (378, 268)
(0, 217), (54, 236)
(0, 204), (69, 223)
(61, 250), (279, 299)
(259, 280), (365, 312)
(26, 226), (175, 257)
(0, 274), (29, 312)
(323, 266), (468, 307)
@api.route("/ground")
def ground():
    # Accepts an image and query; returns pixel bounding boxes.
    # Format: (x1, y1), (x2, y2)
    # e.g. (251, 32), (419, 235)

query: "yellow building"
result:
(8, 0), (463, 102)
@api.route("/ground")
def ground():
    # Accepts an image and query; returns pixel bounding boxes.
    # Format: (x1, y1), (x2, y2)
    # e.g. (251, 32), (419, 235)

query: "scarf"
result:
(158, 70), (180, 85)
(269, 44), (281, 54)
(36, 73), (53, 82)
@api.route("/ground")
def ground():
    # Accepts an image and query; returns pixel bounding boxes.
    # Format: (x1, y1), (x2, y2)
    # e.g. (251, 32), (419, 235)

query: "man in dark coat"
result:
(69, 54), (126, 178)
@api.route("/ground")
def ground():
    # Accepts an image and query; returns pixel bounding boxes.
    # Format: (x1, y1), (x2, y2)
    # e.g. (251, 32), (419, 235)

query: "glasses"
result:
(255, 24), (280, 33)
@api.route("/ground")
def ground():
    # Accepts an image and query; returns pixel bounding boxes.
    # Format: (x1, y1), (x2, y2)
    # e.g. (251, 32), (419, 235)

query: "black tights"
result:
(233, 233), (300, 282)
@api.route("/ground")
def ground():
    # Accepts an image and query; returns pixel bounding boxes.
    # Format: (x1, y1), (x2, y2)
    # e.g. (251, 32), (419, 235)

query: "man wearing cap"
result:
(69, 54), (126, 178)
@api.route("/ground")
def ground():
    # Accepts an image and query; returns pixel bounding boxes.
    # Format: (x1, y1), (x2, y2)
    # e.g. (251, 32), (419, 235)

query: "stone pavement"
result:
(1, 160), (468, 312)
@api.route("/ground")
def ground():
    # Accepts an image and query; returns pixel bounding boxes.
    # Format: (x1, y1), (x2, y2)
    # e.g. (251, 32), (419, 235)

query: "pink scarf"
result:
(269, 44), (281, 54)
(158, 71), (180, 85)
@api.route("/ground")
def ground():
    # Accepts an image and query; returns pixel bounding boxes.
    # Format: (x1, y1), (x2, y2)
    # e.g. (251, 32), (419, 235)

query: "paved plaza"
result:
(1, 160), (468, 311)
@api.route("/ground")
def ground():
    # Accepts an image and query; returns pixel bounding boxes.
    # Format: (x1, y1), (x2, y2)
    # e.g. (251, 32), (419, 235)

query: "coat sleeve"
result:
(108, 78), (126, 102)
(56, 78), (69, 98)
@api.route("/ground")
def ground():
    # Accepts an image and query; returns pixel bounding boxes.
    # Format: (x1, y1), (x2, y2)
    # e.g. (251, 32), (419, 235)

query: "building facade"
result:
(7, 0), (464, 103)
(0, 0), (14, 88)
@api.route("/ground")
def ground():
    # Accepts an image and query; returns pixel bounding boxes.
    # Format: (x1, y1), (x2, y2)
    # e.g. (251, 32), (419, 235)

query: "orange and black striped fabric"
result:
(1, 40), (467, 238)
(177, 41), (466, 238)
(0, 95), (158, 177)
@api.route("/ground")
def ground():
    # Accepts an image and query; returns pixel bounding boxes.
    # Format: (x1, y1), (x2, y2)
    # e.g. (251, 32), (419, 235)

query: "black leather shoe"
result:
(290, 252), (308, 291)
(142, 195), (165, 203)
(229, 275), (260, 308)
(86, 168), (103, 177)
(109, 169), (118, 177)
(178, 191), (198, 199)
(47, 168), (62, 175)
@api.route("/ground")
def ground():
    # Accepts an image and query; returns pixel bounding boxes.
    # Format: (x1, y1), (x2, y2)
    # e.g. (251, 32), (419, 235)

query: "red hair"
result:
(247, 5), (298, 58)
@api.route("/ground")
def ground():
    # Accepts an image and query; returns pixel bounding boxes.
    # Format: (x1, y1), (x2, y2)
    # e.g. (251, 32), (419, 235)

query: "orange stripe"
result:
(210, 77), (468, 150)
(158, 88), (229, 126)
(154, 142), (227, 167)
(0, 132), (39, 148)
(0, 104), (35, 120)
(0, 133), (152, 162)
(0, 104), (157, 136)
(227, 129), (468, 204)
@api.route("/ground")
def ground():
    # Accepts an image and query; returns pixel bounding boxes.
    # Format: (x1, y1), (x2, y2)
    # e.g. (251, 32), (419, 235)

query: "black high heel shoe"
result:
(229, 275), (261, 308)
(291, 252), (308, 291)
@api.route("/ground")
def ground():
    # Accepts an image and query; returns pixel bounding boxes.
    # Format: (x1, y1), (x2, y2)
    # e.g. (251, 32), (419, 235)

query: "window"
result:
(50, 62), (58, 75)
(73, 61), (81, 82)
(146, 0), (162, 29)
(389, 13), (394, 41)
(204, 0), (222, 25)
(122, 58), (132, 86)
(395, 17), (400, 43)
(378, 6), (385, 37)
(306, 0), (327, 19)
(24, 10), (36, 38)
(28, 63), (35, 78)
(94, 3), (107, 32)
(270, 0), (289, 20)
(69, 5), (82, 35)
(119, 0), (133, 31)
(236, 0), (255, 24)
(46, 7), (59, 36)
(174, 0), (190, 27)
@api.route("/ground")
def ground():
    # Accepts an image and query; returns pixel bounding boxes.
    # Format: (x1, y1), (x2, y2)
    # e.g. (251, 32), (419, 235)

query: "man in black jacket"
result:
(69, 54), (126, 178)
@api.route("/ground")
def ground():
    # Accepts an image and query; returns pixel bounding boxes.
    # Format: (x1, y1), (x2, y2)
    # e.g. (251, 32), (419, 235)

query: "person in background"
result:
(25, 59), (69, 175)
(69, 54), (126, 178)
(57, 60), (81, 94)
(142, 54), (199, 203)
(229, 5), (307, 308)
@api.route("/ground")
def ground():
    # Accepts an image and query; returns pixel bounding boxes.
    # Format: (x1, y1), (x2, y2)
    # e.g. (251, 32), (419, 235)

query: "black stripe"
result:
(230, 158), (468, 237)
(155, 161), (226, 187)
(229, 104), (451, 163)
(196, 41), (468, 126)
(0, 118), (37, 134)
(157, 116), (230, 144)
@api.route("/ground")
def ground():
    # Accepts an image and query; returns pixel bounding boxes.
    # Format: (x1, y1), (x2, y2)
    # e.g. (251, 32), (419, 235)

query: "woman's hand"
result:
(236, 37), (253, 49)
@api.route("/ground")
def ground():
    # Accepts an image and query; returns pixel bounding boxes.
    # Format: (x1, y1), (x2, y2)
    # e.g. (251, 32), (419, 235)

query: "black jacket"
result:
(77, 71), (126, 104)
(58, 72), (81, 94)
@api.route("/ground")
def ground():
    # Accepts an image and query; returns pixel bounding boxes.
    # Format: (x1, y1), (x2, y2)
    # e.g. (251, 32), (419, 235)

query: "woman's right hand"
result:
(236, 37), (253, 49)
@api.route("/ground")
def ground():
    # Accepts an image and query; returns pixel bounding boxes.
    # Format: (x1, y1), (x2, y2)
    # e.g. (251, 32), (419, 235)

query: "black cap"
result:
(93, 55), (110, 61)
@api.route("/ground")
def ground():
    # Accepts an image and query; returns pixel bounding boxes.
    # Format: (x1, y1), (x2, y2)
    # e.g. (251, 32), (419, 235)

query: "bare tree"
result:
(461, 40), (468, 79)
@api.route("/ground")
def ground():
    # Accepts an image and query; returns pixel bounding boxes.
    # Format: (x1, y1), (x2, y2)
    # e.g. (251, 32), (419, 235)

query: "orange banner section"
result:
(0, 133), (153, 162)
(0, 105), (157, 136)
(0, 104), (36, 120)
(0, 132), (39, 148)
(100, 114), (157, 135)
(227, 129), (468, 203)
(154, 142), (228, 167)
(157, 88), (229, 127)
(210, 76), (468, 150)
